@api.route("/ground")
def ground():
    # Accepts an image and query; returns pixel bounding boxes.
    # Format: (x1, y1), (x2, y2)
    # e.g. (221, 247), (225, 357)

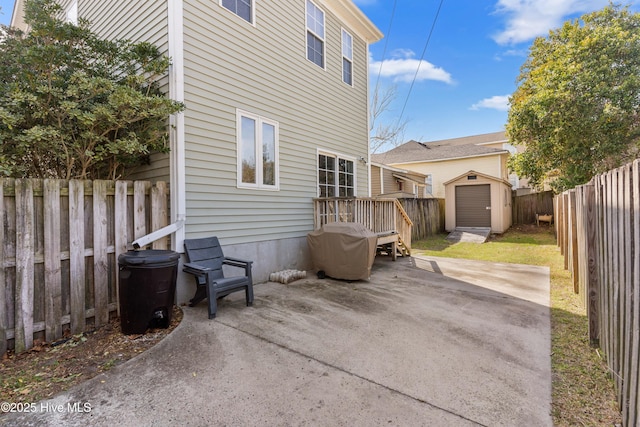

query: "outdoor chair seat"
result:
(183, 236), (254, 319)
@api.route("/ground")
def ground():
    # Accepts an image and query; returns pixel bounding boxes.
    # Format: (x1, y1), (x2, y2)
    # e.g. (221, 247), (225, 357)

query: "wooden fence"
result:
(555, 160), (639, 427)
(397, 198), (445, 240)
(1, 179), (170, 356)
(512, 190), (554, 224)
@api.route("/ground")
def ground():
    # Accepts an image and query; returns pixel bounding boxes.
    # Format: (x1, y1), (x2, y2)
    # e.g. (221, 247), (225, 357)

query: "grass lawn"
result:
(412, 225), (621, 426)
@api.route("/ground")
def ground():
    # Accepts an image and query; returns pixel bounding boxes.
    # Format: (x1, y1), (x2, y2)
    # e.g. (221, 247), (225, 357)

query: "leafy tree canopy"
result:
(0, 0), (184, 179)
(507, 3), (640, 192)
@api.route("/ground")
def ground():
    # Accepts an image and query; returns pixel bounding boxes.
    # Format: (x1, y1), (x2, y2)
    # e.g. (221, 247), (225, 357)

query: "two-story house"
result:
(12, 0), (382, 302)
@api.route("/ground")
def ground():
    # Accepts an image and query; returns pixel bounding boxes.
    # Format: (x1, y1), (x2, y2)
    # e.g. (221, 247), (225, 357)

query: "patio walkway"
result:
(1, 255), (551, 426)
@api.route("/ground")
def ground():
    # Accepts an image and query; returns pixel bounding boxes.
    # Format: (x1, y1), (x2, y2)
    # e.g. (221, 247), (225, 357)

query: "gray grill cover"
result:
(307, 222), (378, 280)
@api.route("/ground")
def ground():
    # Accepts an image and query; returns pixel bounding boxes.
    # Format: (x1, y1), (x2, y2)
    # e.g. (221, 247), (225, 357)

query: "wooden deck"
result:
(312, 198), (412, 258)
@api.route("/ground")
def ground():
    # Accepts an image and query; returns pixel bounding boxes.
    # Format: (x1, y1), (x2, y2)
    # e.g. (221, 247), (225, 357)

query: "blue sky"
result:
(2, 0), (639, 145)
(356, 0), (640, 146)
(0, 0), (13, 26)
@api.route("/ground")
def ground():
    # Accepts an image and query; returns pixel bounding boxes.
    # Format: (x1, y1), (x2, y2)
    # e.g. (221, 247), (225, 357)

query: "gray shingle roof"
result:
(372, 140), (508, 164)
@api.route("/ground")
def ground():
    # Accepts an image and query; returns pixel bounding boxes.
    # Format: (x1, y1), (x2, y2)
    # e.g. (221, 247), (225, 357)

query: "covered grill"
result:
(307, 222), (378, 280)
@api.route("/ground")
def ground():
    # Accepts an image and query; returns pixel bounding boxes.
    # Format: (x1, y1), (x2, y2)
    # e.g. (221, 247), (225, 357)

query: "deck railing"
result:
(312, 197), (413, 252)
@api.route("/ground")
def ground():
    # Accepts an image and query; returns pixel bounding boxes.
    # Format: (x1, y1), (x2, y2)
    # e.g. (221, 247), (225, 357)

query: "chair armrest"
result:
(223, 257), (253, 268)
(183, 262), (211, 277)
(223, 257), (253, 279)
(223, 257), (253, 267)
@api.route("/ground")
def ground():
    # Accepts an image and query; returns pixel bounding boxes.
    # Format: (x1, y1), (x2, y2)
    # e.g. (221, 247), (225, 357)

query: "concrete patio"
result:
(0, 255), (551, 426)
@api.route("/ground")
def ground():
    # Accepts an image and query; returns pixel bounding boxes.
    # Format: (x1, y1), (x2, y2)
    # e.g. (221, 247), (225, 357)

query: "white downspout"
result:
(132, 0), (186, 250)
(168, 0), (186, 252)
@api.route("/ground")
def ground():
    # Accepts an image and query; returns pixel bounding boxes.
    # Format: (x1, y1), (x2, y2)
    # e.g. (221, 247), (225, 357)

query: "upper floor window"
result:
(237, 110), (279, 190)
(306, 0), (325, 68)
(66, 0), (78, 24)
(221, 0), (253, 24)
(318, 153), (354, 197)
(342, 29), (353, 85)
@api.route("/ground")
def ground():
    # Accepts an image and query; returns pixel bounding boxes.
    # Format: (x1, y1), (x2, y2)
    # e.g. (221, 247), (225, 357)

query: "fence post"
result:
(43, 179), (63, 342)
(569, 190), (579, 293)
(14, 179), (34, 354)
(69, 180), (86, 334)
(583, 183), (599, 345)
(629, 159), (640, 427)
(0, 180), (6, 357)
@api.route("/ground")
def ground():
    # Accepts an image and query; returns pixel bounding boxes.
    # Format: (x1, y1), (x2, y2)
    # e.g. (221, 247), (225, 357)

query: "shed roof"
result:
(443, 170), (512, 187)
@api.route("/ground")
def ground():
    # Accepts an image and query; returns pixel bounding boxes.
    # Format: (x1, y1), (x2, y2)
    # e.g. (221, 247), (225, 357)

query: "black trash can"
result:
(118, 250), (180, 335)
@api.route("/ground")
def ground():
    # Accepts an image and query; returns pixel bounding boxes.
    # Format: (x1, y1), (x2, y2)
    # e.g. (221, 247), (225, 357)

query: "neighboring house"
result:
(12, 0), (382, 302)
(370, 162), (431, 198)
(372, 131), (516, 233)
(372, 132), (512, 199)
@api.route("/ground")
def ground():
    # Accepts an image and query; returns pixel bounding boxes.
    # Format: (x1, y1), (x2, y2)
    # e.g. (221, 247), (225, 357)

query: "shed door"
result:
(455, 184), (491, 227)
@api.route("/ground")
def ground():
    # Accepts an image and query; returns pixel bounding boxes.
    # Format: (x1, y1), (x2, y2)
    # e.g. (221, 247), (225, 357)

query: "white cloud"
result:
(369, 50), (453, 84)
(470, 95), (510, 111)
(492, 0), (610, 45)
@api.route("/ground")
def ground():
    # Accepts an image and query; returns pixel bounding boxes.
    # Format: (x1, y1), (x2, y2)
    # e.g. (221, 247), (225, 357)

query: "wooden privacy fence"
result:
(397, 198), (445, 240)
(555, 160), (639, 427)
(0, 179), (170, 356)
(512, 190), (554, 224)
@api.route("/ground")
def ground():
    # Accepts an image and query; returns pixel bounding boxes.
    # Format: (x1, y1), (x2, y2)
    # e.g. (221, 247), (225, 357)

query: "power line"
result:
(373, 0), (398, 96)
(395, 0), (445, 130)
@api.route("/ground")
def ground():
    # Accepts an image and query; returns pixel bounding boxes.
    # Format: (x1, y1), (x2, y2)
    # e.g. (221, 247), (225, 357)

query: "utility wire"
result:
(373, 0), (398, 96)
(395, 0), (445, 130)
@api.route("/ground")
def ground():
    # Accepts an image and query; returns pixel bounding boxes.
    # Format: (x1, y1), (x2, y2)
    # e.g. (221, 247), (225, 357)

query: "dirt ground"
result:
(0, 305), (183, 407)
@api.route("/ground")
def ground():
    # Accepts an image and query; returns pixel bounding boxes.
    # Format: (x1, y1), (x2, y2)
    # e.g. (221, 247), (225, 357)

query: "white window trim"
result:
(317, 149), (358, 197)
(341, 28), (354, 86)
(219, 0), (256, 26)
(236, 109), (280, 191)
(305, 0), (326, 70)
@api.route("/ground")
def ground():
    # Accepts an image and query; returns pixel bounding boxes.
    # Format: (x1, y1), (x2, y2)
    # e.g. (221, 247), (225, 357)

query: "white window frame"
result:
(317, 150), (357, 197)
(306, 0), (325, 69)
(341, 28), (354, 86)
(66, 0), (78, 24)
(220, 0), (255, 25)
(425, 174), (433, 196)
(236, 110), (280, 191)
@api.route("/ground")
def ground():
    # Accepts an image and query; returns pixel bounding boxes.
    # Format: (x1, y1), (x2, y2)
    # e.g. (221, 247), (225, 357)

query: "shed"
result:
(443, 170), (512, 233)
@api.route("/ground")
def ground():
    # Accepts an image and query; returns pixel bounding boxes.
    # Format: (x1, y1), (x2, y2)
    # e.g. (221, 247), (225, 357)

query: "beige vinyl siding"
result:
(391, 154), (508, 199)
(371, 165), (382, 195)
(183, 0), (371, 245)
(78, 0), (171, 182)
(382, 168), (398, 194)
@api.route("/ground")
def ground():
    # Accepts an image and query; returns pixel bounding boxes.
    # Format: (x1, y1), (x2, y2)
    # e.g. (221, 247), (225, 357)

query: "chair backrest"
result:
(184, 237), (225, 279)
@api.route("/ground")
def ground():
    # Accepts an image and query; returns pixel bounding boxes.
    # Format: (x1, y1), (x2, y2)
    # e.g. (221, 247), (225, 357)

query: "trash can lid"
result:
(118, 250), (180, 266)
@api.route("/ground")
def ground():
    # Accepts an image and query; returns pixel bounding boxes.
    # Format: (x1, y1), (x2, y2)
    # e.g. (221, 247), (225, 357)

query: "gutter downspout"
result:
(132, 0), (186, 250)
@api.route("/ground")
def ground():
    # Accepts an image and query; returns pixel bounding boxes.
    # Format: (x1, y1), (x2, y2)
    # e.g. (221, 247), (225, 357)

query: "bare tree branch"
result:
(369, 84), (407, 154)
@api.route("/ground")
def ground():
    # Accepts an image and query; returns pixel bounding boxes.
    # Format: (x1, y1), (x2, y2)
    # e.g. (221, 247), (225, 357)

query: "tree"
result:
(369, 84), (407, 154)
(0, 0), (184, 179)
(507, 4), (640, 192)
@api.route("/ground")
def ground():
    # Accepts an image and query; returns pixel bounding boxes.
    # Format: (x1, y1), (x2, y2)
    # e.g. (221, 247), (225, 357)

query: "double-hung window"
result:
(306, 0), (325, 68)
(221, 0), (253, 24)
(237, 110), (279, 190)
(318, 153), (354, 197)
(342, 29), (353, 85)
